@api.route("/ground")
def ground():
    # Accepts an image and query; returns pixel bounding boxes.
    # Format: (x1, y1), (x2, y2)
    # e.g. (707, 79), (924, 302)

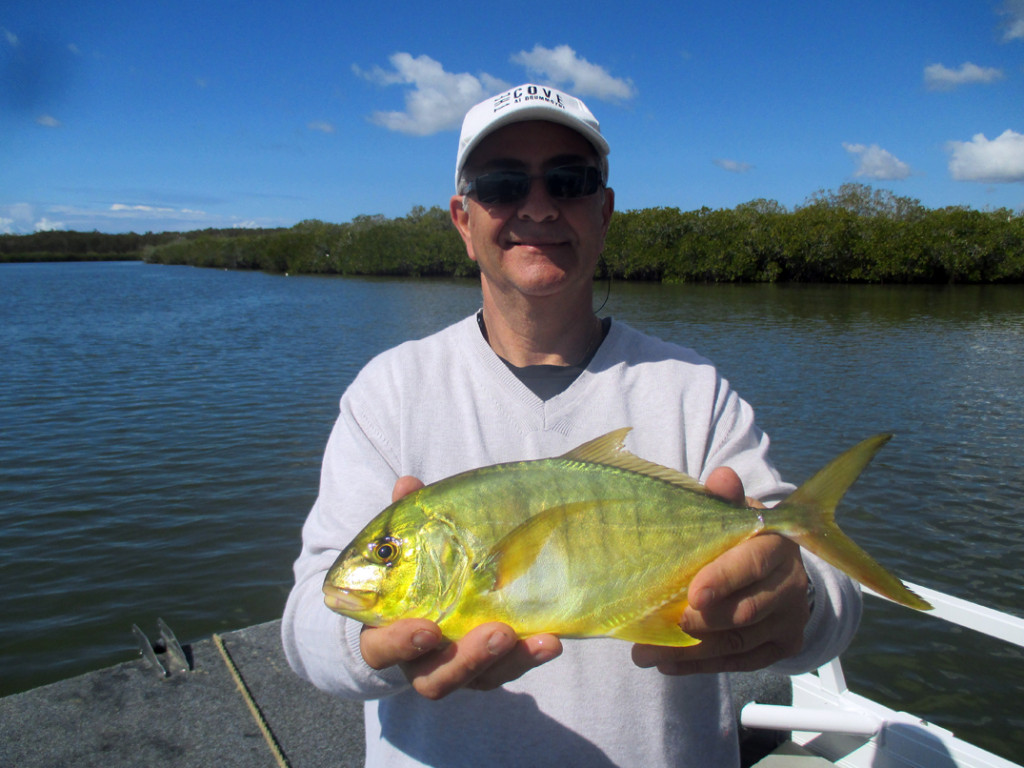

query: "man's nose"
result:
(516, 177), (559, 222)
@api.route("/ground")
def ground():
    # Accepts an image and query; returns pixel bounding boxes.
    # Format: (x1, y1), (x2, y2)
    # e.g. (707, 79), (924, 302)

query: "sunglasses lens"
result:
(468, 166), (601, 204)
(546, 166), (601, 199)
(473, 172), (531, 205)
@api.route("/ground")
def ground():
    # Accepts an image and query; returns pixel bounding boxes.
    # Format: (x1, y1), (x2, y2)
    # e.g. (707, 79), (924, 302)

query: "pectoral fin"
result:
(608, 596), (701, 647)
(482, 501), (598, 590)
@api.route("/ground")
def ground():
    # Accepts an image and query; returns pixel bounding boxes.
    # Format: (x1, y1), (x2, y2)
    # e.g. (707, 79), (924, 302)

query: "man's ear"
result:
(450, 195), (477, 262)
(600, 187), (615, 237)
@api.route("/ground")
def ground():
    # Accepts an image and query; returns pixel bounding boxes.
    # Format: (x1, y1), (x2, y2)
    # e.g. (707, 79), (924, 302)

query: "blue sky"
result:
(2, 1), (1023, 234)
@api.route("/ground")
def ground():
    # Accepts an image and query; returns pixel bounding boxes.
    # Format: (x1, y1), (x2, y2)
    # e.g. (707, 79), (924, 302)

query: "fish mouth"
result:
(323, 584), (377, 612)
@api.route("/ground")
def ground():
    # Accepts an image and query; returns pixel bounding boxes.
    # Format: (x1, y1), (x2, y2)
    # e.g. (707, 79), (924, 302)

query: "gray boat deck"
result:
(0, 621), (363, 768)
(0, 619), (818, 767)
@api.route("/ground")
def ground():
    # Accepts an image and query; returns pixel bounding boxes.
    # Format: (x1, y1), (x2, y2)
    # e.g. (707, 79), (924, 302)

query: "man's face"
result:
(450, 120), (614, 305)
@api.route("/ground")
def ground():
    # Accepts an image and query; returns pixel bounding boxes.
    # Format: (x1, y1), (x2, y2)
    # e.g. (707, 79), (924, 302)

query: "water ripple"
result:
(1, 266), (1022, 761)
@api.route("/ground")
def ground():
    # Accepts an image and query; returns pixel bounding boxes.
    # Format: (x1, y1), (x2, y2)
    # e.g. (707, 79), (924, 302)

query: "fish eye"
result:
(369, 538), (401, 565)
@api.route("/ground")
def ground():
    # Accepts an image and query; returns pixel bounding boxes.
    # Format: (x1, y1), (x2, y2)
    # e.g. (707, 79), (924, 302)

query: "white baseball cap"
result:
(455, 84), (610, 192)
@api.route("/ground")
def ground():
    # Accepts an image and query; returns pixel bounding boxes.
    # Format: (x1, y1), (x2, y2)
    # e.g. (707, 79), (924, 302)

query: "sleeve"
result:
(698, 371), (864, 674)
(280, 380), (413, 700)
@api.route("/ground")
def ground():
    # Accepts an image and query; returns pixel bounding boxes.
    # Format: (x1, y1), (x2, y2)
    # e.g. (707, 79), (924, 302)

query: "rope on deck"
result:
(213, 633), (291, 768)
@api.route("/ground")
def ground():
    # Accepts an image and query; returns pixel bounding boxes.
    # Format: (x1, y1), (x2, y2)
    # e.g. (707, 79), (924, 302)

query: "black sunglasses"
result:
(463, 165), (603, 205)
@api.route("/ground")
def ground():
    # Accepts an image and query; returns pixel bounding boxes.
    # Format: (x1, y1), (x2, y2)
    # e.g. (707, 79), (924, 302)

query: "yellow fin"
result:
(561, 428), (709, 495)
(772, 433), (933, 611)
(483, 501), (598, 590)
(608, 596), (701, 647)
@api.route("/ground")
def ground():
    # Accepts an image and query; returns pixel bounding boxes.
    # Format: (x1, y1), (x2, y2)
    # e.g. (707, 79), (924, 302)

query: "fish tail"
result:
(769, 434), (933, 611)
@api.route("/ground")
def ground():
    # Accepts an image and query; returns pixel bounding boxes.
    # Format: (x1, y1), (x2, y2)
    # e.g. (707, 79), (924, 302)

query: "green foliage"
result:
(0, 230), (163, 261)
(3, 185), (1022, 283)
(131, 207), (471, 277)
(600, 184), (1022, 284)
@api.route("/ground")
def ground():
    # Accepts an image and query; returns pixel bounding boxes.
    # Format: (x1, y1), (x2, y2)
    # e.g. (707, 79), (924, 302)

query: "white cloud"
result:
(1, 203), (34, 231)
(924, 62), (1004, 91)
(354, 47), (634, 136)
(36, 114), (61, 128)
(842, 143), (912, 180)
(354, 53), (508, 135)
(511, 45), (635, 101)
(354, 59), (407, 87)
(307, 120), (336, 134)
(59, 202), (210, 225)
(111, 204), (164, 213)
(1, 201), (272, 235)
(947, 129), (1024, 182)
(713, 158), (753, 174)
(2, 27), (18, 47)
(998, 0), (1024, 41)
(107, 203), (214, 220)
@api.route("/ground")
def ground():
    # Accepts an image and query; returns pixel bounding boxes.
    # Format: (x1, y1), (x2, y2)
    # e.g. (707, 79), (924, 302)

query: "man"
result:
(283, 83), (861, 767)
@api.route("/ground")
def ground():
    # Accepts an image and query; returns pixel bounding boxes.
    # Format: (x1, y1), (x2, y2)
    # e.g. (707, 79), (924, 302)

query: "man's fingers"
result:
(634, 597), (797, 666)
(360, 622), (563, 700)
(630, 524), (810, 677)
(465, 633), (563, 691)
(403, 623), (523, 700)
(632, 577), (807, 674)
(359, 620), (442, 670)
(634, 635), (794, 676)
(686, 534), (796, 613)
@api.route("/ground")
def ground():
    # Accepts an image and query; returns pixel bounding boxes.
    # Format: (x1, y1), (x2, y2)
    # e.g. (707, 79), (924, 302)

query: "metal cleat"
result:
(157, 618), (191, 674)
(132, 624), (168, 677)
(131, 619), (192, 678)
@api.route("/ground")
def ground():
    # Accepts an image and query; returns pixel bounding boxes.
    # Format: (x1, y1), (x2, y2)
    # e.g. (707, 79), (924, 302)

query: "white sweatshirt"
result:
(282, 314), (861, 767)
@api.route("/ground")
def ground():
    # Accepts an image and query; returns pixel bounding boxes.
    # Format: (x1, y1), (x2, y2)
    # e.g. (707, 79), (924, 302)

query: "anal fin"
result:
(608, 596), (701, 647)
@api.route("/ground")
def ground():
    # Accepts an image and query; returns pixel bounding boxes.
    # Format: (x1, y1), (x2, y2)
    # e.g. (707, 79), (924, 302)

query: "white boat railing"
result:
(741, 581), (1024, 768)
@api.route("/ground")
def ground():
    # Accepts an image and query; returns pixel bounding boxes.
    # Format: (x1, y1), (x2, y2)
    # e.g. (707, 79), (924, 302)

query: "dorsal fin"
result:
(560, 428), (710, 495)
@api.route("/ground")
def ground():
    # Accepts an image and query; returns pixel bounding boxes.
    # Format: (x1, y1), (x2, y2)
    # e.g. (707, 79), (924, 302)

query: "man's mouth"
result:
(508, 238), (568, 248)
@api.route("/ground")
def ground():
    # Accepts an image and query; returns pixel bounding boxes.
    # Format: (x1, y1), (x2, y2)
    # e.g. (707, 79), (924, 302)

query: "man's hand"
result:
(357, 475), (562, 700)
(631, 467), (811, 675)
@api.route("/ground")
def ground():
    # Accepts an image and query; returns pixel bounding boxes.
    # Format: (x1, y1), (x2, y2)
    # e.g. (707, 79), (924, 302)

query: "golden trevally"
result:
(323, 429), (931, 647)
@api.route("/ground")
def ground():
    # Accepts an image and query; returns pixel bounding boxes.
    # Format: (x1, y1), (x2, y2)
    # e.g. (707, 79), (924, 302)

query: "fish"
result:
(323, 428), (932, 647)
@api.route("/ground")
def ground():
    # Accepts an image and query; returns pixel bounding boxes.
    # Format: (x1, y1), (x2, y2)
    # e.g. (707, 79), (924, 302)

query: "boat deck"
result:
(0, 621), (364, 768)
(0, 619), (805, 767)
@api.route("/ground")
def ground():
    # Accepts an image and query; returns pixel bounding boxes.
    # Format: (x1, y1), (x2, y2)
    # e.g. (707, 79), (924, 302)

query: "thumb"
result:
(393, 475), (425, 503)
(705, 466), (745, 506)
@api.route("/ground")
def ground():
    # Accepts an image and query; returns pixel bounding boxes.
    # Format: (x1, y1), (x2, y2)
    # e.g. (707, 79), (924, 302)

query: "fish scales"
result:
(323, 429), (932, 647)
(464, 461), (751, 639)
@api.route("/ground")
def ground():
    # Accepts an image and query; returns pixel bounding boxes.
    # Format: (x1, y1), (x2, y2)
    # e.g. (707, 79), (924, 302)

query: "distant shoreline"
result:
(0, 254), (141, 264)
(4, 184), (1023, 283)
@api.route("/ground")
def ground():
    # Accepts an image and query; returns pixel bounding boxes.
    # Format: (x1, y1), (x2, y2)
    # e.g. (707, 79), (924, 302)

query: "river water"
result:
(1, 262), (1022, 761)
